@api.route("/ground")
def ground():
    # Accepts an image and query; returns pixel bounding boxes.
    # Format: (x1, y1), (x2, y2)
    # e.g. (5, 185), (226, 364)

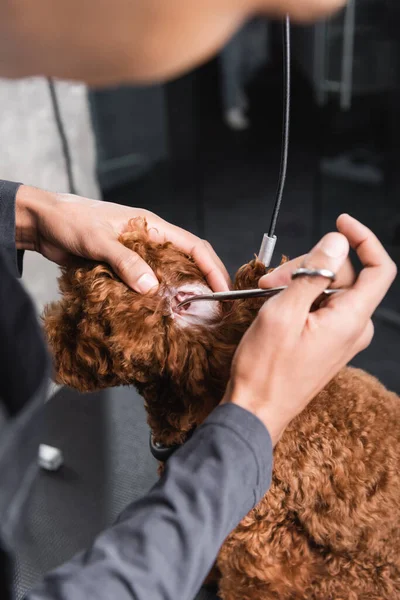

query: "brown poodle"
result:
(43, 219), (400, 600)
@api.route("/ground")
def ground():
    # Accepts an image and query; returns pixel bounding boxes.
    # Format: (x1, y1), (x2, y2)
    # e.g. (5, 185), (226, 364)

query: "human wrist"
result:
(15, 185), (55, 251)
(222, 381), (287, 447)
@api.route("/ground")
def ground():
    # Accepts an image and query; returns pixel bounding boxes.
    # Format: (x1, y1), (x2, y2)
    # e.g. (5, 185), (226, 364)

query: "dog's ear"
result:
(42, 261), (123, 392)
(43, 298), (119, 392)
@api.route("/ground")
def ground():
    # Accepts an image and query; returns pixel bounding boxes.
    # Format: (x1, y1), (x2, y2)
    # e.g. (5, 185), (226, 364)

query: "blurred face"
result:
(1, 0), (347, 85)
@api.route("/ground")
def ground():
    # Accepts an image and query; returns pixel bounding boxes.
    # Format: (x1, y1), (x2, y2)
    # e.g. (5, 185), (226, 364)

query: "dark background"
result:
(15, 7), (400, 600)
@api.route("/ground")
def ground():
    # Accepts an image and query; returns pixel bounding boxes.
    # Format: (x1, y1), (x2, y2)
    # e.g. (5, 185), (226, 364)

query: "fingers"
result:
(259, 254), (356, 290)
(203, 240), (231, 287)
(335, 214), (397, 319)
(267, 232), (349, 332)
(102, 241), (159, 293)
(149, 220), (231, 292)
(355, 319), (375, 353)
(101, 212), (230, 293)
(190, 239), (231, 292)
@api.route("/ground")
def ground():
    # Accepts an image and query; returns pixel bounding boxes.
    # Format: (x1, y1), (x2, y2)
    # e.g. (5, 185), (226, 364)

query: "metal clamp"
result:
(258, 234), (277, 268)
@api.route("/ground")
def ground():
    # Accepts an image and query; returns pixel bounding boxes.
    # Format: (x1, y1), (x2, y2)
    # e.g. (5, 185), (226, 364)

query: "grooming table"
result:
(14, 385), (217, 600)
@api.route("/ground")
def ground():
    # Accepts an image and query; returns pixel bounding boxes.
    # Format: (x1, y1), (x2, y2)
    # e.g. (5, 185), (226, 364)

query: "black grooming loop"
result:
(149, 434), (181, 462)
(149, 428), (196, 463)
(258, 16), (291, 267)
(269, 15), (291, 240)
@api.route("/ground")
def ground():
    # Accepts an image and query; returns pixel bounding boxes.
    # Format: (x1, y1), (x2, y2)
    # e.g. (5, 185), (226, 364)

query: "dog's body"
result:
(44, 220), (400, 599)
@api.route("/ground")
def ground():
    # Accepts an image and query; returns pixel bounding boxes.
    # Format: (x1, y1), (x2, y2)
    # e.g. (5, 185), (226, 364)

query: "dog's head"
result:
(43, 219), (268, 441)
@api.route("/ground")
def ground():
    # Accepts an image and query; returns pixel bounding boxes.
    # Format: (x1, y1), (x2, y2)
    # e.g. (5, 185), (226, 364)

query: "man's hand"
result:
(15, 185), (230, 294)
(258, 247), (356, 291)
(223, 215), (397, 446)
(1, 0), (347, 85)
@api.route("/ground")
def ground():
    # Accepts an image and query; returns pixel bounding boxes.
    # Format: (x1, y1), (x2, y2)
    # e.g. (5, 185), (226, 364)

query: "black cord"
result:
(47, 78), (77, 195)
(194, 74), (206, 239)
(268, 16), (291, 238)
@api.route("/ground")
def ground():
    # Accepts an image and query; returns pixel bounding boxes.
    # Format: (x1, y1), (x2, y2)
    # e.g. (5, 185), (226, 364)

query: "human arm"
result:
(1, 0), (346, 86)
(0, 247), (50, 592)
(25, 404), (272, 600)
(0, 180), (23, 277)
(8, 183), (230, 293)
(224, 214), (397, 444)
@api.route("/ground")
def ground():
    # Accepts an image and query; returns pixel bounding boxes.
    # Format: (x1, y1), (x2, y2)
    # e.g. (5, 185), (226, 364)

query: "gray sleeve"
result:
(26, 404), (273, 600)
(0, 180), (23, 277)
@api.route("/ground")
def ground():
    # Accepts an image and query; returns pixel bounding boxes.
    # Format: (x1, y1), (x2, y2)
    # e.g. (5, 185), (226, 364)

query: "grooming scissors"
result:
(176, 286), (341, 309)
(176, 269), (343, 309)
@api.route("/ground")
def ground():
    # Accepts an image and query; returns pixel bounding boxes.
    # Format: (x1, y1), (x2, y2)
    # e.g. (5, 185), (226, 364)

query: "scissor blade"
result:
(176, 286), (342, 309)
(177, 287), (285, 308)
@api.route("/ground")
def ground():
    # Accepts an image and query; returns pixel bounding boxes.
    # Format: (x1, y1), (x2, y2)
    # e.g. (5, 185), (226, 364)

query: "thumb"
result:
(105, 241), (159, 293)
(279, 232), (349, 317)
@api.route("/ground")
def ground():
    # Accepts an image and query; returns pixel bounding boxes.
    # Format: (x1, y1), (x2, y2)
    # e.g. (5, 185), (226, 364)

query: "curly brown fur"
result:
(44, 218), (266, 444)
(218, 370), (400, 599)
(43, 218), (400, 599)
